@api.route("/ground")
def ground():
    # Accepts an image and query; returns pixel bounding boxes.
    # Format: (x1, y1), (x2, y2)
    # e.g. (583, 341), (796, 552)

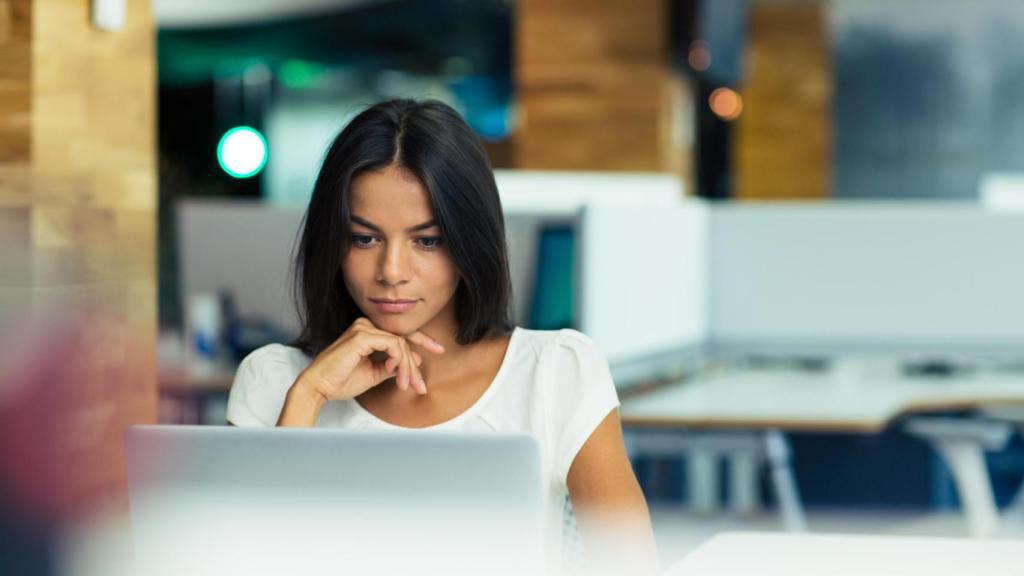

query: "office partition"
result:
(578, 199), (710, 377)
(178, 200), (305, 336)
(710, 202), (1024, 357)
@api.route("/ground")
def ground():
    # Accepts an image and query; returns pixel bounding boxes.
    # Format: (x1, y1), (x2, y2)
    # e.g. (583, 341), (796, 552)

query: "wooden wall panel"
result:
(734, 3), (831, 200)
(516, 0), (691, 178)
(0, 0), (30, 164)
(0, 2), (31, 337)
(0, 0), (156, 513)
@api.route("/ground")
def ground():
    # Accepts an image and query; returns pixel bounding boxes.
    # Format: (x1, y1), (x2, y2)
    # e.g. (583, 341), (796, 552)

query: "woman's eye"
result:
(416, 237), (443, 249)
(351, 234), (378, 248)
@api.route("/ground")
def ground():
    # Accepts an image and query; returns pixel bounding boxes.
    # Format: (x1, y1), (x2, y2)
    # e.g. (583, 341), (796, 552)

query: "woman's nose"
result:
(377, 242), (411, 286)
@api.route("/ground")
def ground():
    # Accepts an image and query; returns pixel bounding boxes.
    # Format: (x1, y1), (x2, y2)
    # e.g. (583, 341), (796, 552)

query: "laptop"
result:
(125, 426), (545, 576)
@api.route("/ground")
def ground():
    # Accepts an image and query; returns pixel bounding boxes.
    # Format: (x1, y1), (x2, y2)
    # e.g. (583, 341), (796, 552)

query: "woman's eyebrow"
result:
(350, 215), (438, 232)
(406, 219), (438, 232)
(350, 215), (381, 231)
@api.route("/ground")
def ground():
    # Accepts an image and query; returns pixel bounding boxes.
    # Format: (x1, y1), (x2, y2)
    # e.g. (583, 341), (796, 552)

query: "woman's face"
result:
(342, 165), (460, 337)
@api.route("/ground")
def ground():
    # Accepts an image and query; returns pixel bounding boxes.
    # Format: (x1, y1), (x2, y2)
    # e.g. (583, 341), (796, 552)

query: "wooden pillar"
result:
(0, 0), (156, 514)
(516, 0), (691, 178)
(734, 3), (831, 200)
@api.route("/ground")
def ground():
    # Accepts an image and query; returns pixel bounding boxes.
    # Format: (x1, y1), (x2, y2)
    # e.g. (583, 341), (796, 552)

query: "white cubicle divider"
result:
(497, 170), (687, 332)
(495, 170), (683, 217)
(178, 200), (305, 338)
(578, 198), (710, 376)
(710, 202), (1024, 358)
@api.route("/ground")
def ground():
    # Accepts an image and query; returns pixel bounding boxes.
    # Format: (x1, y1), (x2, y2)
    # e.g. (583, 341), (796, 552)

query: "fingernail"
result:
(417, 379), (427, 394)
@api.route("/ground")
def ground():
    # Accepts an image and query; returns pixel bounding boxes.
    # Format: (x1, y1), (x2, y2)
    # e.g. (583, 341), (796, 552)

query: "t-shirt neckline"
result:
(345, 327), (521, 430)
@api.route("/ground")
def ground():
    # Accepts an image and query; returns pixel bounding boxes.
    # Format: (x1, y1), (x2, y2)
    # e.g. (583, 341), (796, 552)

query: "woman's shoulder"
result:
(502, 328), (619, 483)
(235, 343), (313, 385)
(512, 327), (605, 363)
(228, 343), (312, 426)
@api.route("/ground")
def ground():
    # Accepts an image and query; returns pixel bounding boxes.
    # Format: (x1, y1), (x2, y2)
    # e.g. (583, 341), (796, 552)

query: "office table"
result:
(158, 365), (235, 424)
(620, 366), (1024, 535)
(665, 531), (1024, 576)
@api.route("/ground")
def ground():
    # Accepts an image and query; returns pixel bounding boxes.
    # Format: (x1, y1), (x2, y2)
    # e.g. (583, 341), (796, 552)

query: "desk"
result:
(620, 367), (1024, 535)
(157, 332), (238, 424)
(665, 532), (1024, 576)
(158, 366), (235, 424)
(623, 367), (1024, 431)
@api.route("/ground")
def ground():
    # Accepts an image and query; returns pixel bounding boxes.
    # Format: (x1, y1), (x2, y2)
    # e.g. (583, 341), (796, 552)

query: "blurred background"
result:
(3, 0), (1024, 574)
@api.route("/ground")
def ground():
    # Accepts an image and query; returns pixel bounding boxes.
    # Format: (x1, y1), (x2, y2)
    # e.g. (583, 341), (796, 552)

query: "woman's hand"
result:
(277, 318), (445, 426)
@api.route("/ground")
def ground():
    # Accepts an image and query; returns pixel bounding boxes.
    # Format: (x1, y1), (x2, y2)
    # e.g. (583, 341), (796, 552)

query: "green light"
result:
(217, 126), (267, 179)
(279, 60), (325, 89)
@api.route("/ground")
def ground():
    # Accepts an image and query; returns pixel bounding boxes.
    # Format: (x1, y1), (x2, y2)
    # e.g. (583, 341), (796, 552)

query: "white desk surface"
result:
(665, 532), (1024, 576)
(621, 367), (1024, 433)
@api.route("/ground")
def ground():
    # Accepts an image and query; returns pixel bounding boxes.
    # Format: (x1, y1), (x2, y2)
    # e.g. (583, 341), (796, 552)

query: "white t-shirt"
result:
(226, 327), (620, 573)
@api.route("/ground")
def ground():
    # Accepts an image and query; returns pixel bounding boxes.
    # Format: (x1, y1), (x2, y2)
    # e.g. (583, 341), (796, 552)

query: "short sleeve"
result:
(226, 344), (306, 427)
(546, 329), (621, 484)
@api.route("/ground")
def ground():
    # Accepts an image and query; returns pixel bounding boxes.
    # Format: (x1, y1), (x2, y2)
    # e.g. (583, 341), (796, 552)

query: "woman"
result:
(226, 99), (657, 575)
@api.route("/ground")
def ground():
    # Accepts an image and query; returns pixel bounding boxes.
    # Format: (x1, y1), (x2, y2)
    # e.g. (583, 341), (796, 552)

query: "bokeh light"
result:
(709, 87), (743, 121)
(688, 40), (711, 72)
(217, 126), (268, 179)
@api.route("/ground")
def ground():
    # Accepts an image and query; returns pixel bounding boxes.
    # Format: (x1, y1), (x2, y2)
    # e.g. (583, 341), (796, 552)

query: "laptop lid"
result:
(125, 425), (544, 576)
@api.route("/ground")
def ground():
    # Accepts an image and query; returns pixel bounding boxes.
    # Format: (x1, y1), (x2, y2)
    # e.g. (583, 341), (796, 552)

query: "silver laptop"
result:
(125, 426), (545, 576)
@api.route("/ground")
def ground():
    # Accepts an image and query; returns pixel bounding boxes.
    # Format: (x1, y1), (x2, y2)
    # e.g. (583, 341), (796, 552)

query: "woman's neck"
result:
(408, 309), (504, 387)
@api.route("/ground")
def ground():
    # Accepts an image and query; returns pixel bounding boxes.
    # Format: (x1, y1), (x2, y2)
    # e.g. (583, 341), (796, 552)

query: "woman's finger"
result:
(406, 331), (445, 354)
(328, 317), (375, 353)
(409, 342), (426, 394)
(400, 337), (425, 395)
(350, 323), (429, 393)
(396, 336), (412, 391)
(372, 355), (398, 386)
(354, 332), (406, 389)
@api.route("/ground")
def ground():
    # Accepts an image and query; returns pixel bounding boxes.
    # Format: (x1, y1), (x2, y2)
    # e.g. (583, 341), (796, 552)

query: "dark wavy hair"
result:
(291, 99), (512, 356)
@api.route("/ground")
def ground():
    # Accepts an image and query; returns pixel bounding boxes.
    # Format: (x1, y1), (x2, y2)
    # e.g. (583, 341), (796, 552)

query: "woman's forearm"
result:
(276, 375), (327, 427)
(567, 411), (661, 575)
(574, 500), (660, 576)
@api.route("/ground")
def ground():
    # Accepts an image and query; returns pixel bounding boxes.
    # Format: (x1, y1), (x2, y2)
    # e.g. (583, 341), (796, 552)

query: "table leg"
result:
(687, 449), (719, 514)
(626, 428), (778, 519)
(905, 417), (1013, 538)
(929, 437), (1001, 537)
(728, 451), (760, 515)
(1001, 473), (1024, 535)
(989, 418), (1024, 535)
(764, 429), (807, 532)
(1002, 422), (1024, 534)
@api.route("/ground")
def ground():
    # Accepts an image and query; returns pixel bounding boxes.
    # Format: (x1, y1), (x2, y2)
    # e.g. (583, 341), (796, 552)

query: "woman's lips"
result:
(369, 298), (418, 314)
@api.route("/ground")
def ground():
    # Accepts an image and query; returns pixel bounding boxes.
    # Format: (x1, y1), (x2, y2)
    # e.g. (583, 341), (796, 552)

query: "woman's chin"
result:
(365, 314), (422, 336)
